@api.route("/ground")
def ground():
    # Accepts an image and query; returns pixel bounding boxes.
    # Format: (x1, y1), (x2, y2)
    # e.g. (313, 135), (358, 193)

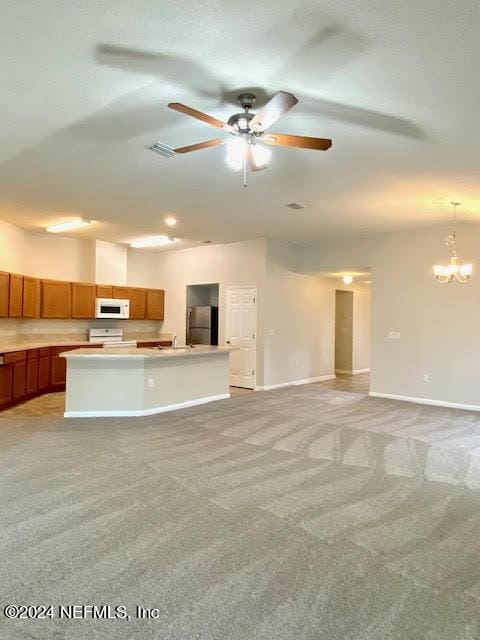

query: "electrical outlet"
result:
(388, 331), (401, 340)
(294, 359), (300, 367)
(147, 378), (154, 388)
(422, 374), (429, 383)
(268, 328), (276, 336)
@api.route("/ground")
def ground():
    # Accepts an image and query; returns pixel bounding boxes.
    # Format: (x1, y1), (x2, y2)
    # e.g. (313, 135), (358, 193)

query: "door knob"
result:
(226, 340), (231, 344)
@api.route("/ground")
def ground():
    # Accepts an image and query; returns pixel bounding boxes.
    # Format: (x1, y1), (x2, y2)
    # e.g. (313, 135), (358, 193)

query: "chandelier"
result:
(433, 202), (473, 284)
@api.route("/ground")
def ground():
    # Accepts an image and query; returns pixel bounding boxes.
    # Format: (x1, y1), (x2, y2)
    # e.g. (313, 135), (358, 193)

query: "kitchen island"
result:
(61, 346), (234, 418)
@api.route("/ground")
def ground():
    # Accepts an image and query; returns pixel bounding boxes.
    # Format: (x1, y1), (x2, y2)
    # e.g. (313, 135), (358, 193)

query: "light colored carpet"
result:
(1, 385), (480, 639)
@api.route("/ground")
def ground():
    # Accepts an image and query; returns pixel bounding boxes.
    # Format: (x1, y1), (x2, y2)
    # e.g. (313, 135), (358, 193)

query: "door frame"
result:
(224, 285), (257, 390)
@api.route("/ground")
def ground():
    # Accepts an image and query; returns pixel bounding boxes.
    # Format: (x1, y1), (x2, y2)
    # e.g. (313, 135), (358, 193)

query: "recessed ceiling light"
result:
(164, 215), (177, 227)
(342, 275), (353, 285)
(130, 236), (176, 248)
(46, 218), (91, 233)
(286, 202), (307, 210)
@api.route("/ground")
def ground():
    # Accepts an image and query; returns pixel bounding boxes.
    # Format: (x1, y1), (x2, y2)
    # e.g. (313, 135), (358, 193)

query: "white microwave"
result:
(95, 298), (130, 319)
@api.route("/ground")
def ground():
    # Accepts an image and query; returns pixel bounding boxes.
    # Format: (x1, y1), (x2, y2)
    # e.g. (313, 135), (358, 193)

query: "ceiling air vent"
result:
(148, 142), (175, 158)
(287, 202), (307, 210)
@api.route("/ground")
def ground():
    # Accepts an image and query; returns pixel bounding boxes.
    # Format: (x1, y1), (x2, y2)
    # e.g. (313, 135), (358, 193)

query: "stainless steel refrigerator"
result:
(186, 306), (219, 345)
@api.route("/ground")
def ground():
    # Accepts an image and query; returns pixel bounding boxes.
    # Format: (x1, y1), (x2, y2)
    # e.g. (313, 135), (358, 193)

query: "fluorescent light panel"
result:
(46, 218), (91, 233)
(130, 235), (176, 248)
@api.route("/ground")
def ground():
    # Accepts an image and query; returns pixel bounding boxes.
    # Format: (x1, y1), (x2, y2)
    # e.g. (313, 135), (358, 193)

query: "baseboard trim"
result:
(64, 393), (231, 418)
(369, 391), (480, 412)
(257, 374), (336, 391)
(335, 368), (370, 375)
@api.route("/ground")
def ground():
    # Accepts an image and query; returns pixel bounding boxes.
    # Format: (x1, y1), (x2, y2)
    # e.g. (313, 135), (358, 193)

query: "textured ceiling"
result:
(1, 0), (480, 247)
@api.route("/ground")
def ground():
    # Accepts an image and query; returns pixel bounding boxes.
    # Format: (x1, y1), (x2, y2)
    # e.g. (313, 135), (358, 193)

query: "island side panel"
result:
(143, 352), (231, 411)
(64, 359), (144, 416)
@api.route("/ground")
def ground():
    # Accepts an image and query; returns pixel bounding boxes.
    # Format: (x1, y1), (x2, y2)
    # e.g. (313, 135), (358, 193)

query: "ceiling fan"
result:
(166, 91), (332, 186)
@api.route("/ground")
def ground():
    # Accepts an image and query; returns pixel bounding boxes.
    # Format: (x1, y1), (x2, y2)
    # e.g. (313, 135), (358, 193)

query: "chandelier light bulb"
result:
(433, 202), (473, 284)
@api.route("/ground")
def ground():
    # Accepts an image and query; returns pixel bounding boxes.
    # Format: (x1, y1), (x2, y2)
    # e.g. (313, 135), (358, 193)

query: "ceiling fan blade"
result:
(168, 102), (231, 131)
(246, 147), (267, 172)
(263, 133), (332, 150)
(249, 91), (298, 133)
(95, 44), (223, 98)
(174, 139), (226, 154)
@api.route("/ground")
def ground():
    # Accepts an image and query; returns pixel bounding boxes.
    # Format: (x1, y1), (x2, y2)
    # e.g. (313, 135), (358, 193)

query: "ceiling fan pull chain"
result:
(243, 151), (247, 188)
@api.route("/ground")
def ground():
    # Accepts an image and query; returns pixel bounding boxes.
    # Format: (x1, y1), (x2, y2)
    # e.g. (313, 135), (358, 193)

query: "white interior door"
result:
(225, 286), (257, 389)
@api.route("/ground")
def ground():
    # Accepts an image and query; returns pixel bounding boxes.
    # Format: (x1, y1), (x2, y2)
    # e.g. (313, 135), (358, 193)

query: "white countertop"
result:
(61, 345), (234, 360)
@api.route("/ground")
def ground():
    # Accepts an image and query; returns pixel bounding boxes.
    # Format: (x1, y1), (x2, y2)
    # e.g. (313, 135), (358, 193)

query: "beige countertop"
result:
(61, 346), (234, 360)
(0, 336), (172, 355)
(0, 340), (94, 354)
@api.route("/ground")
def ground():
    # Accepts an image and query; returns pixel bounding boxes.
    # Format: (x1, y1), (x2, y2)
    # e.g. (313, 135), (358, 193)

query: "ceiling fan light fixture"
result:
(225, 137), (247, 171)
(237, 117), (249, 130)
(250, 143), (271, 170)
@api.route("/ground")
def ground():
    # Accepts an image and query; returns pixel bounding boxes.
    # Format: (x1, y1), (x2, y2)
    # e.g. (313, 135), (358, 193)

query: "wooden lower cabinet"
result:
(50, 347), (68, 388)
(0, 345), (99, 409)
(0, 365), (12, 406)
(26, 357), (39, 396)
(38, 353), (51, 391)
(12, 360), (27, 400)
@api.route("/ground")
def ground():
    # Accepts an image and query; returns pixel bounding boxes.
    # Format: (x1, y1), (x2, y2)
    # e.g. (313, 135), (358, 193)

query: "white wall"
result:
(94, 240), (127, 285)
(128, 239), (347, 389)
(0, 218), (92, 281)
(352, 285), (371, 372)
(298, 223), (480, 408)
(261, 241), (336, 388)
(128, 238), (267, 383)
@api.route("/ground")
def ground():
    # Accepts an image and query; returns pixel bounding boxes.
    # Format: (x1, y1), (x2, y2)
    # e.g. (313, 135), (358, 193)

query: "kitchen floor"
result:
(1, 375), (369, 418)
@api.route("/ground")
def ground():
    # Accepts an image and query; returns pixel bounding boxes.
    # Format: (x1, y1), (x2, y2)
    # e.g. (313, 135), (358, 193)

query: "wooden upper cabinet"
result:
(96, 285), (112, 298)
(8, 274), (23, 317)
(40, 279), (71, 318)
(112, 287), (129, 300)
(0, 272), (9, 317)
(146, 289), (165, 320)
(71, 282), (96, 319)
(128, 288), (146, 320)
(22, 276), (41, 318)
